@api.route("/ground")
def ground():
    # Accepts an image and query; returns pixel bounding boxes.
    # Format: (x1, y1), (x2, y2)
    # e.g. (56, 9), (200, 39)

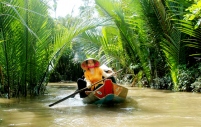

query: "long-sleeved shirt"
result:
(84, 67), (112, 90)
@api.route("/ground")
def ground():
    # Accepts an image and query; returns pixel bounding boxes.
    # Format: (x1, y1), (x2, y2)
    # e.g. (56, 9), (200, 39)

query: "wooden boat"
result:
(82, 79), (128, 105)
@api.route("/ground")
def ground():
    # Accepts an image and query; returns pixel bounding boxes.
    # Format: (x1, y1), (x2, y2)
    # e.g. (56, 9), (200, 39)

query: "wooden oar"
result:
(48, 69), (122, 107)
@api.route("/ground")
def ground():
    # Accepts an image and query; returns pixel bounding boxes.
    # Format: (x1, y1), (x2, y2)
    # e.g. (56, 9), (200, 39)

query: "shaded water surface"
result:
(0, 83), (201, 127)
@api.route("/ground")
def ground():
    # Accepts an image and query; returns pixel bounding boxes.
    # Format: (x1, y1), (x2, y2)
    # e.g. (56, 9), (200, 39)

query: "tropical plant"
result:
(93, 0), (201, 91)
(148, 0), (196, 91)
(191, 77), (201, 92)
(184, 0), (201, 29)
(0, 0), (54, 97)
(0, 0), (109, 98)
(49, 47), (83, 82)
(177, 65), (195, 91)
(95, 0), (152, 83)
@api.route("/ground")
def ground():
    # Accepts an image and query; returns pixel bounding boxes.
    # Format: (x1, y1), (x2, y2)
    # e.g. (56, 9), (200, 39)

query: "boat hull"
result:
(83, 79), (128, 105)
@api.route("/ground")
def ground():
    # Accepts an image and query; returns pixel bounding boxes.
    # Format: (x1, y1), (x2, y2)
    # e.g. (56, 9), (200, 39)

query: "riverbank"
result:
(47, 82), (77, 86)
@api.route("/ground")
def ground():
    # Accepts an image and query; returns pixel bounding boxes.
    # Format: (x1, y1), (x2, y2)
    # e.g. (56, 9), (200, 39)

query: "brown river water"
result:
(0, 82), (201, 127)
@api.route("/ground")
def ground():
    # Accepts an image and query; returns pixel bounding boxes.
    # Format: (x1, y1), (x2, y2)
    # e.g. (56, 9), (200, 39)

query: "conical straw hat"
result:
(81, 58), (100, 70)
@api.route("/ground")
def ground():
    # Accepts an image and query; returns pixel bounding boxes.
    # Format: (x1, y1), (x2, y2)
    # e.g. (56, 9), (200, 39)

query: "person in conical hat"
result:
(81, 58), (100, 70)
(76, 58), (113, 98)
(100, 64), (116, 83)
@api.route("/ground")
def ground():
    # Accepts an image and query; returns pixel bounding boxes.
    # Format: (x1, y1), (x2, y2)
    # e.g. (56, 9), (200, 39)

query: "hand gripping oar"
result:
(48, 69), (123, 107)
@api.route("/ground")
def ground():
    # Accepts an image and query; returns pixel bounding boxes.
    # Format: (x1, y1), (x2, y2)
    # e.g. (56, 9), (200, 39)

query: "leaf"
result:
(189, 14), (195, 20)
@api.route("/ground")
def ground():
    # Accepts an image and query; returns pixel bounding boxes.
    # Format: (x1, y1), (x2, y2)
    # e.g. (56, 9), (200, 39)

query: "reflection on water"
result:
(0, 83), (201, 127)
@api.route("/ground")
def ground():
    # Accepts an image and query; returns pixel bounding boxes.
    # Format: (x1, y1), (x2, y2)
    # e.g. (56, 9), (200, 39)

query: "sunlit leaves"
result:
(184, 0), (201, 29)
(95, 0), (151, 81)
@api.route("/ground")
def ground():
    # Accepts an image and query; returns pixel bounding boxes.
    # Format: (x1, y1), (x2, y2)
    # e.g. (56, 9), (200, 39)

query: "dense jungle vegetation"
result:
(0, 0), (201, 98)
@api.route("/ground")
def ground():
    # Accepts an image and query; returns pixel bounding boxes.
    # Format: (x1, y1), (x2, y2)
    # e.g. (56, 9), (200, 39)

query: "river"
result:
(0, 82), (201, 127)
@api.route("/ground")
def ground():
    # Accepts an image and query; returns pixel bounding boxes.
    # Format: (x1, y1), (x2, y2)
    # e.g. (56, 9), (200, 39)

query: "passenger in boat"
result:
(100, 64), (116, 83)
(77, 58), (114, 98)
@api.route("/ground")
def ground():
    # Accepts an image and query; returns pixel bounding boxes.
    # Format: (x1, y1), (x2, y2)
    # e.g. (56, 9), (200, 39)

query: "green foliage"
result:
(49, 48), (83, 82)
(0, 0), (54, 97)
(95, 0), (151, 82)
(190, 63), (201, 92)
(177, 20), (201, 59)
(0, 0), (107, 97)
(177, 64), (200, 91)
(150, 0), (195, 90)
(151, 74), (173, 90)
(49, 72), (62, 82)
(191, 77), (201, 92)
(184, 0), (201, 29)
(1, 0), (201, 97)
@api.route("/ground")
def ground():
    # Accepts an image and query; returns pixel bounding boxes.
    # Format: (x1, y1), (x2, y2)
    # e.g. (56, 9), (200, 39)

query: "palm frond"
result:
(96, 0), (151, 81)
(150, 0), (189, 90)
